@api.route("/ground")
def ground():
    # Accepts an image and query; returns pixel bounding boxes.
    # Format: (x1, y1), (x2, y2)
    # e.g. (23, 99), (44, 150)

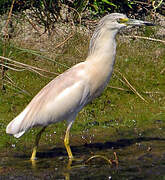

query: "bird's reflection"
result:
(31, 152), (118, 180)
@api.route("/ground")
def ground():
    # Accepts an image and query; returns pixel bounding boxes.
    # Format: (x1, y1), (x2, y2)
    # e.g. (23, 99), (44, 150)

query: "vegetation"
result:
(0, 30), (165, 153)
(0, 0), (164, 156)
(0, 0), (164, 17)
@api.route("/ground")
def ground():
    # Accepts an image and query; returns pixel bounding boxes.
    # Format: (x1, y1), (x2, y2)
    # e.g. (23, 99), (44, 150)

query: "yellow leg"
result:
(64, 122), (73, 160)
(30, 126), (46, 161)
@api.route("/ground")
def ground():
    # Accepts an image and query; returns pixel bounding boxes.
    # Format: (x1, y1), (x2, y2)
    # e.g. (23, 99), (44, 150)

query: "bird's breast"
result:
(87, 63), (113, 100)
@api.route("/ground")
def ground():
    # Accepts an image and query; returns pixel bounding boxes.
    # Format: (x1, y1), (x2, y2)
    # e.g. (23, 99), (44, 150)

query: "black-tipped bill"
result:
(127, 19), (155, 26)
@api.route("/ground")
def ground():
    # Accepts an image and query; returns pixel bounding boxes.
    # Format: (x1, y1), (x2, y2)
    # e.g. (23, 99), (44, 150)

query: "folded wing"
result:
(6, 63), (90, 138)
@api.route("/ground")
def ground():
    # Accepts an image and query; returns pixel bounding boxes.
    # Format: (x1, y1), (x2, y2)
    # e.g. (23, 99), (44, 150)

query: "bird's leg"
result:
(30, 126), (46, 161)
(64, 121), (73, 160)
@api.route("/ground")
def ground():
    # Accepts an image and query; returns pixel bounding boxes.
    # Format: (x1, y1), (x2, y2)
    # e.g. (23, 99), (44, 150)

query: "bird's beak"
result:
(126, 18), (155, 26)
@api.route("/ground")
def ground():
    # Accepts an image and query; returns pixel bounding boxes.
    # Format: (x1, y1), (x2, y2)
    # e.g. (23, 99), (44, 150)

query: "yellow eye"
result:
(117, 18), (129, 23)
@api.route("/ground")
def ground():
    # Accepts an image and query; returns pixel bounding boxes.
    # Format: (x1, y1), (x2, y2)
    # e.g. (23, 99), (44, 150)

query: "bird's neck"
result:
(84, 29), (119, 98)
(86, 28), (118, 67)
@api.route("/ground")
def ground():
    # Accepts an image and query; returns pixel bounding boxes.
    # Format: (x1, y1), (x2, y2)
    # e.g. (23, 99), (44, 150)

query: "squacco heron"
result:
(6, 13), (154, 161)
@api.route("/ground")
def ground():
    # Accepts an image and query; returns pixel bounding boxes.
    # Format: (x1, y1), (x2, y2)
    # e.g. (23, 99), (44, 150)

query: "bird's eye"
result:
(117, 18), (129, 24)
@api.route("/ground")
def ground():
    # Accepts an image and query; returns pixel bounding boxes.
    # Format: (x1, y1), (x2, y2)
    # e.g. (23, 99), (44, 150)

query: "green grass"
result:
(0, 31), (165, 154)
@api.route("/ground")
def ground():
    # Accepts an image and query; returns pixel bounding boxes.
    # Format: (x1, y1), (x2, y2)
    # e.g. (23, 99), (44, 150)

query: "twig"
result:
(0, 56), (58, 75)
(152, 0), (163, 10)
(134, 1), (150, 5)
(144, 91), (163, 95)
(1, 0), (15, 90)
(125, 35), (165, 44)
(108, 85), (128, 91)
(3, 62), (26, 70)
(25, 15), (41, 35)
(14, 46), (70, 68)
(26, 67), (50, 78)
(109, 85), (163, 95)
(55, 33), (75, 49)
(3, 0), (15, 37)
(160, 67), (165, 74)
(69, 6), (82, 25)
(115, 71), (148, 103)
(4, 80), (31, 96)
(113, 73), (128, 86)
(86, 155), (112, 165)
(5, 74), (14, 83)
(0, 64), (25, 72)
(1, 62), (48, 77)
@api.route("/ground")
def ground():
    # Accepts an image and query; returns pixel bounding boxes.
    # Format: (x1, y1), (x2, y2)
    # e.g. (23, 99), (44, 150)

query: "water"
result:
(1, 137), (165, 179)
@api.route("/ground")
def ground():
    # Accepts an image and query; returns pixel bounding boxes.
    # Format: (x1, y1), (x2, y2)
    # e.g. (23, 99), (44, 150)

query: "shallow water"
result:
(1, 137), (165, 180)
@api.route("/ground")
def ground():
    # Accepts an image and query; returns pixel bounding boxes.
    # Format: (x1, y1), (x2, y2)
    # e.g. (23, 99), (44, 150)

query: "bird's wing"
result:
(6, 62), (90, 136)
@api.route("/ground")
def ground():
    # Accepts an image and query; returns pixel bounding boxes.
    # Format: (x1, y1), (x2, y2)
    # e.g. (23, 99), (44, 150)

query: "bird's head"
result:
(100, 13), (155, 31)
(88, 13), (155, 56)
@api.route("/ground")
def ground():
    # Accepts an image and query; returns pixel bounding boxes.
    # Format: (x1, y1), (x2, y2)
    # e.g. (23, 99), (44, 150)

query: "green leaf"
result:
(102, 0), (117, 7)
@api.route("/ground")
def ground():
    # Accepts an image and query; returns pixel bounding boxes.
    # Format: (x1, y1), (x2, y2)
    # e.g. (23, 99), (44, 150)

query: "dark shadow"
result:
(34, 136), (165, 159)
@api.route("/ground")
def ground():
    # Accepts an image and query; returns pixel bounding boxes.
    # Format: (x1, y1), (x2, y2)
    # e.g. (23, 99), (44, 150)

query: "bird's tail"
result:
(6, 107), (29, 138)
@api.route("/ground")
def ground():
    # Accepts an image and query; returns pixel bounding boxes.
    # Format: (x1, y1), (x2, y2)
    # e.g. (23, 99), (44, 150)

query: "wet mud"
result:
(1, 136), (165, 179)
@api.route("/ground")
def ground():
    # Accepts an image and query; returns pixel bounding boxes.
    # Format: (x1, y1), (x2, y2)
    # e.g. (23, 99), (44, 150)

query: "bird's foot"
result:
(30, 147), (37, 161)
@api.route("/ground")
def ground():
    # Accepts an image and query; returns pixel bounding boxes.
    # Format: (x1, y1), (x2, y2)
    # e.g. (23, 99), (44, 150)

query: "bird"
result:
(6, 13), (154, 161)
